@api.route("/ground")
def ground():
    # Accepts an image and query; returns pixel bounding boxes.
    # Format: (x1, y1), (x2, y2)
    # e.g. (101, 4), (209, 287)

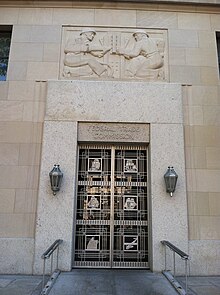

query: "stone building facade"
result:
(0, 0), (220, 275)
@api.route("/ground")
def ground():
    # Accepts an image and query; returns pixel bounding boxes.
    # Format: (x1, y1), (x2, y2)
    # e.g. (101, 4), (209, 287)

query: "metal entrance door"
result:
(74, 145), (148, 268)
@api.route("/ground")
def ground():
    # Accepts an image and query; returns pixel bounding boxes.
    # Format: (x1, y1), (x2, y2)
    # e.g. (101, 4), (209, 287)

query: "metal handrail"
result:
(41, 239), (63, 259)
(41, 239), (63, 291)
(161, 240), (189, 295)
(161, 240), (189, 260)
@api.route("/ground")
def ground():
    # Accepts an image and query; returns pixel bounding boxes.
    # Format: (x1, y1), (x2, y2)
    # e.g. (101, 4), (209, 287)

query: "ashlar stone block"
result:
(185, 147), (206, 169)
(137, 10), (178, 29)
(185, 48), (217, 67)
(200, 67), (219, 86)
(211, 14), (220, 30)
(195, 169), (220, 193)
(178, 13), (211, 30)
(0, 101), (23, 121)
(0, 189), (15, 213)
(0, 166), (29, 189)
(209, 193), (220, 216)
(0, 213), (35, 237)
(10, 43), (44, 62)
(12, 25), (32, 43)
(203, 106), (220, 126)
(170, 65), (201, 84)
(18, 8), (53, 25)
(43, 43), (60, 62)
(190, 86), (219, 106)
(206, 147), (220, 169)
(52, 8), (95, 25)
(183, 105), (204, 125)
(46, 81), (182, 123)
(25, 166), (40, 190)
(168, 29), (198, 48)
(184, 126), (220, 148)
(199, 216), (220, 239)
(169, 47), (186, 66)
(198, 31), (216, 49)
(30, 25), (61, 43)
(8, 81), (35, 101)
(19, 143), (41, 166)
(26, 62), (59, 81)
(0, 7), (19, 24)
(7, 61), (27, 81)
(187, 192), (210, 216)
(0, 82), (9, 100)
(95, 9), (136, 26)
(0, 144), (19, 165)
(14, 189), (37, 213)
(22, 101), (45, 122)
(0, 122), (43, 144)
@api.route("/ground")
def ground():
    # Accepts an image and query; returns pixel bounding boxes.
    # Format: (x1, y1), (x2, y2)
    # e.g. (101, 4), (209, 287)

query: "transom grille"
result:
(74, 145), (148, 268)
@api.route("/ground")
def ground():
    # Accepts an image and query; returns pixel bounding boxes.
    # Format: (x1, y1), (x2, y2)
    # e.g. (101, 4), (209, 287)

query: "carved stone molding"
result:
(60, 27), (168, 82)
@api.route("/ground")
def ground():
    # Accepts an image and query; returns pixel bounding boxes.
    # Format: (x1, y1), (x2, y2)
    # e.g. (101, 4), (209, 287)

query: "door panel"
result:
(74, 145), (148, 268)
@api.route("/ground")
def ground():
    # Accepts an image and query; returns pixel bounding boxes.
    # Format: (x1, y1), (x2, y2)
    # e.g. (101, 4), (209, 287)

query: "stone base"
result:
(189, 240), (220, 275)
(0, 238), (34, 274)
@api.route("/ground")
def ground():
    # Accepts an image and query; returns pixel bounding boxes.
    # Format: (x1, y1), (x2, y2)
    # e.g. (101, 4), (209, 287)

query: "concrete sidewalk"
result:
(0, 271), (220, 295)
(178, 276), (220, 295)
(0, 275), (43, 295)
(48, 269), (178, 295)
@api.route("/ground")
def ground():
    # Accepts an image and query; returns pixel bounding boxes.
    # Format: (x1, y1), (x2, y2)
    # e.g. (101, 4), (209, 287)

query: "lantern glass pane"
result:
(164, 167), (178, 194)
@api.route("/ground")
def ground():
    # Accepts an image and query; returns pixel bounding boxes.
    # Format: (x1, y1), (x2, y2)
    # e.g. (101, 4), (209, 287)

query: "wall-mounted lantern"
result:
(49, 164), (63, 195)
(164, 166), (178, 197)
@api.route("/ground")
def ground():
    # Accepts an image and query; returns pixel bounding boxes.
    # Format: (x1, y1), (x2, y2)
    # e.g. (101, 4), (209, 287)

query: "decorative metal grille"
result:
(74, 145), (148, 268)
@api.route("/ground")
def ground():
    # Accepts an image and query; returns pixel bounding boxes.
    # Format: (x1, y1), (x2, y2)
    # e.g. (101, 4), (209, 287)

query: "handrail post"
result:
(161, 240), (189, 294)
(51, 253), (53, 274)
(56, 246), (59, 270)
(185, 259), (188, 295)
(173, 251), (176, 277)
(164, 245), (167, 271)
(41, 239), (63, 291)
(42, 258), (46, 291)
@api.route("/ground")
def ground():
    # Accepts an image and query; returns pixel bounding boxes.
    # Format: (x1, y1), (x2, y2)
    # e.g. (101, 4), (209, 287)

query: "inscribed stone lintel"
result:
(78, 123), (150, 143)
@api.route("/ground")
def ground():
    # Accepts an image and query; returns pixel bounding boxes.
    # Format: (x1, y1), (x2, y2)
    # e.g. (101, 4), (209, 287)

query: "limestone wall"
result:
(0, 2), (220, 274)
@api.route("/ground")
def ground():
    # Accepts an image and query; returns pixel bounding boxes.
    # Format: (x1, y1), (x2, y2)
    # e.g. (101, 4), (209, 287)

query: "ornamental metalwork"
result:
(74, 145), (148, 268)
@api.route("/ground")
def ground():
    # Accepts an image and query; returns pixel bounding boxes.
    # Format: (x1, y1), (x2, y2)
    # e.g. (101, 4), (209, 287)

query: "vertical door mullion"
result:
(110, 146), (115, 267)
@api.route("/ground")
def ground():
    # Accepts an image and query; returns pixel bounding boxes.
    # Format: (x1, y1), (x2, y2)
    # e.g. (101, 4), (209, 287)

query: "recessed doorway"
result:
(73, 145), (148, 268)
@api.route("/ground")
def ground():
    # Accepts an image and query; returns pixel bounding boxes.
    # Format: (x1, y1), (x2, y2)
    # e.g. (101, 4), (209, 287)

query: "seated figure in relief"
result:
(63, 28), (112, 78)
(116, 30), (164, 80)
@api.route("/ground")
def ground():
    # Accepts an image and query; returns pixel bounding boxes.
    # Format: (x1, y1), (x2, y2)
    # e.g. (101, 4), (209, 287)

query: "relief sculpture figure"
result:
(117, 30), (164, 80)
(63, 28), (112, 78)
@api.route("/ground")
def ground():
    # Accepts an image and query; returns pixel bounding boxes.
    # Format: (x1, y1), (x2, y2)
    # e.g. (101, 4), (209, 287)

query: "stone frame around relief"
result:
(124, 235), (138, 252)
(123, 195), (138, 211)
(87, 195), (101, 210)
(88, 158), (102, 173)
(85, 235), (100, 251)
(60, 26), (169, 81)
(124, 158), (138, 173)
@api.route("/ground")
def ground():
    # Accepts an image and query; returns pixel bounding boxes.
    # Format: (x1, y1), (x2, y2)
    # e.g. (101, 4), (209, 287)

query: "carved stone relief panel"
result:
(60, 27), (168, 81)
